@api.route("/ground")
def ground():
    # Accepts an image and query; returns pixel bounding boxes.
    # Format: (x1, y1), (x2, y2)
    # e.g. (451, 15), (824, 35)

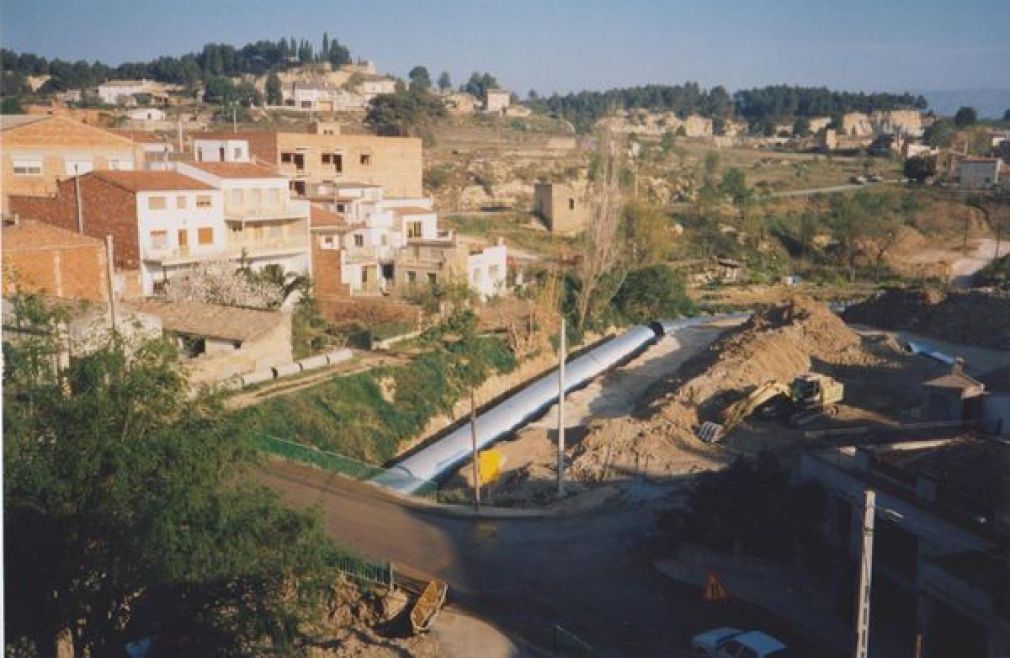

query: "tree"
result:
(793, 116), (811, 136)
(265, 71), (283, 105)
(903, 155), (936, 184)
(954, 106), (977, 128)
(573, 133), (625, 329)
(924, 118), (955, 148)
(202, 75), (237, 104)
(1004, 108), (1010, 122)
(408, 65), (431, 93)
(720, 167), (751, 206)
(321, 32), (330, 60)
(622, 200), (669, 263)
(437, 71), (452, 93)
(3, 293), (343, 655)
(365, 86), (445, 136)
(613, 264), (693, 323)
(462, 72), (499, 99)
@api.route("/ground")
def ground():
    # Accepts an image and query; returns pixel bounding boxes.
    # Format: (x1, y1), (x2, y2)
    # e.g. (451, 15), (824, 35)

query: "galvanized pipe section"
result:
(372, 317), (731, 494)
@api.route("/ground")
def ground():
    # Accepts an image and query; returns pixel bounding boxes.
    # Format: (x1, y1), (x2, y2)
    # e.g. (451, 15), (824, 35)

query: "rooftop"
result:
(0, 115), (48, 131)
(127, 299), (284, 342)
(89, 170), (214, 192)
(111, 129), (172, 144)
(2, 218), (103, 251)
(309, 204), (348, 229)
(391, 206), (435, 216)
(187, 161), (284, 179)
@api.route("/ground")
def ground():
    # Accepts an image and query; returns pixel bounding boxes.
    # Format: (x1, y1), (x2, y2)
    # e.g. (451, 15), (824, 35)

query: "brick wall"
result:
(312, 239), (351, 301)
(8, 176), (140, 269)
(3, 243), (108, 301)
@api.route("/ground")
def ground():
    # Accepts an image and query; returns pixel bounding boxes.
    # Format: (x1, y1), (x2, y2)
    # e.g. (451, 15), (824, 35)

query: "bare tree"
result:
(574, 132), (626, 329)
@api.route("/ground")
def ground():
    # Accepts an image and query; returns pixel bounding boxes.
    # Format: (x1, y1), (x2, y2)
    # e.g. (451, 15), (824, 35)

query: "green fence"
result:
(255, 434), (441, 501)
(333, 554), (395, 588)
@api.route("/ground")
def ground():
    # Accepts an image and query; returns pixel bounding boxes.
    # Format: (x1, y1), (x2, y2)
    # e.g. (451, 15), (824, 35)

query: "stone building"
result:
(533, 182), (590, 235)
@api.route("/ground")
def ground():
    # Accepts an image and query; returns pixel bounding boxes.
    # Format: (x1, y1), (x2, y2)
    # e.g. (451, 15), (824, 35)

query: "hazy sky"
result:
(3, 0), (1009, 95)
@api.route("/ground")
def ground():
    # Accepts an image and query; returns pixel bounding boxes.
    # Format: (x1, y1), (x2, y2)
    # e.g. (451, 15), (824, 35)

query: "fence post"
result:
(389, 562), (395, 590)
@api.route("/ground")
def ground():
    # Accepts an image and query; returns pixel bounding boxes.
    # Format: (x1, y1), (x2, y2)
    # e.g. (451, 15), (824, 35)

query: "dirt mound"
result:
(844, 288), (1010, 346)
(569, 297), (870, 481)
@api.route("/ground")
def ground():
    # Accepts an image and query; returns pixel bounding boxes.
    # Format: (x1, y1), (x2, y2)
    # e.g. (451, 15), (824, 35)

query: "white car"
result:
(692, 628), (793, 658)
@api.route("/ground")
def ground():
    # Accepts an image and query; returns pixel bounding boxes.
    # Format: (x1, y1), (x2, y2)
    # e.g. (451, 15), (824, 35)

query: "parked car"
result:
(692, 628), (793, 658)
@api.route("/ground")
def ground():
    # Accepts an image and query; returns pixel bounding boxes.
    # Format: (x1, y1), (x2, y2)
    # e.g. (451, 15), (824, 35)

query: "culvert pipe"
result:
(371, 316), (734, 494)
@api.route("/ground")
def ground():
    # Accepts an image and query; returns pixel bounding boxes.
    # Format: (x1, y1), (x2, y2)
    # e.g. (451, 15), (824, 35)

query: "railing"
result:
(225, 199), (310, 222)
(144, 241), (307, 262)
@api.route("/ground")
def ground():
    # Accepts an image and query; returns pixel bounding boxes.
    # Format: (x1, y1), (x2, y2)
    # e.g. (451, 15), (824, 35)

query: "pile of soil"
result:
(568, 296), (873, 482)
(844, 288), (1010, 347)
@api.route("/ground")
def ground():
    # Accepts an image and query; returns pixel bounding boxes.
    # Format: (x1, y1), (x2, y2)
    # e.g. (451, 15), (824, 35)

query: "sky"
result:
(3, 0), (1009, 98)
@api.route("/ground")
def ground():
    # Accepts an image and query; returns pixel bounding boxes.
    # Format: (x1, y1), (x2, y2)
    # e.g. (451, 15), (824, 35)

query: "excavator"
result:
(696, 372), (844, 443)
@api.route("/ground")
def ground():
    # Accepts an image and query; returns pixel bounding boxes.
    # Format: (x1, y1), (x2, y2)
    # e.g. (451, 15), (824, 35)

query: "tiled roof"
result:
(127, 299), (284, 342)
(187, 162), (284, 179)
(90, 170), (214, 192)
(309, 204), (348, 229)
(2, 219), (103, 251)
(111, 129), (171, 144)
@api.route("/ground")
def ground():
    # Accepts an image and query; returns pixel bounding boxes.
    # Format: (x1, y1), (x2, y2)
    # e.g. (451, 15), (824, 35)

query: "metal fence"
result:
(254, 434), (441, 501)
(333, 554), (395, 589)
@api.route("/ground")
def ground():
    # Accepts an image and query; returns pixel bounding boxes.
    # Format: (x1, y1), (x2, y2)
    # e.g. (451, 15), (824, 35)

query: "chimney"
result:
(952, 357), (965, 376)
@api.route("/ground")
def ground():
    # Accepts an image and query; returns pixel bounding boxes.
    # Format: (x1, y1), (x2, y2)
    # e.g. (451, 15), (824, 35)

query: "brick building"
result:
(191, 125), (423, 198)
(7, 170), (224, 296)
(1, 115), (141, 211)
(2, 217), (109, 302)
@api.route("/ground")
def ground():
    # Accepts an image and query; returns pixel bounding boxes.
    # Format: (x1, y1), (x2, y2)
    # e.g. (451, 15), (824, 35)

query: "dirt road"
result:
(950, 238), (1010, 287)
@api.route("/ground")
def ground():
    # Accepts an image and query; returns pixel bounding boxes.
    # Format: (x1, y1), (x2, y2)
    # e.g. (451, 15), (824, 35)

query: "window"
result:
(281, 152), (294, 164)
(233, 147), (242, 160)
(12, 159), (42, 175)
(407, 221), (423, 238)
(353, 234), (364, 247)
(149, 230), (168, 249)
(427, 273), (437, 285)
(65, 159), (93, 176)
(335, 203), (346, 213)
(197, 227), (214, 245)
(472, 269), (480, 282)
(196, 147), (204, 161)
(568, 198), (576, 210)
(196, 195), (212, 208)
(176, 195), (187, 210)
(407, 271), (416, 284)
(300, 101), (312, 109)
(230, 189), (243, 205)
(323, 236), (334, 248)
(148, 196), (167, 210)
(360, 153), (372, 166)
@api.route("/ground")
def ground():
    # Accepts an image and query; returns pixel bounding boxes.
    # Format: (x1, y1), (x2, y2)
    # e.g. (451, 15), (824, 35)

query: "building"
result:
(2, 217), (109, 302)
(7, 170), (226, 297)
(128, 298), (292, 384)
(192, 127), (423, 198)
(1, 115), (141, 210)
(281, 79), (363, 112)
(96, 79), (181, 106)
(484, 89), (512, 113)
(959, 158), (1002, 188)
(533, 182), (590, 234)
(125, 107), (166, 122)
(307, 183), (507, 300)
(112, 130), (176, 163)
(442, 92), (481, 115)
(920, 359), (986, 421)
(800, 436), (1010, 658)
(193, 136), (252, 163)
(176, 161), (310, 278)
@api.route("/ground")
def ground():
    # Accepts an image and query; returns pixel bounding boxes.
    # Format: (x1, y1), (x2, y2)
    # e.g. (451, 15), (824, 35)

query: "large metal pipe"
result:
(372, 317), (725, 494)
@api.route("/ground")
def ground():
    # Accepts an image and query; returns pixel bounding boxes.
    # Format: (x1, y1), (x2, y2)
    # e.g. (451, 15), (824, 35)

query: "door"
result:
(178, 229), (189, 255)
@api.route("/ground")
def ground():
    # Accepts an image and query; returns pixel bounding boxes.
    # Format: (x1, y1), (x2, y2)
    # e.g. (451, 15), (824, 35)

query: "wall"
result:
(183, 312), (293, 385)
(2, 222), (109, 302)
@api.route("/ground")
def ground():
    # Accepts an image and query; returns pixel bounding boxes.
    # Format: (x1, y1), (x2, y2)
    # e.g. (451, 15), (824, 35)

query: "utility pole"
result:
(73, 163), (84, 234)
(177, 115), (183, 154)
(557, 317), (566, 496)
(470, 388), (481, 511)
(232, 104), (237, 134)
(854, 489), (876, 658)
(104, 236), (118, 334)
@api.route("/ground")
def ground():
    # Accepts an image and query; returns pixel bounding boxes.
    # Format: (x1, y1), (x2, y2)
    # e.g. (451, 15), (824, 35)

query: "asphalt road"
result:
(260, 461), (841, 657)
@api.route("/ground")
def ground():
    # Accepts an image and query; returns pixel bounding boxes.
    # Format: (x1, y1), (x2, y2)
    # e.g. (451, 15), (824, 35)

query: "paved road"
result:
(260, 461), (841, 657)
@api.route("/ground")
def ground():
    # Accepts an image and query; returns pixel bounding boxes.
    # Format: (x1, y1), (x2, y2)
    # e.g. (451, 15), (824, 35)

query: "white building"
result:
(176, 162), (311, 279)
(97, 79), (179, 106)
(125, 107), (166, 122)
(193, 137), (252, 163)
(484, 89), (512, 113)
(310, 182), (507, 298)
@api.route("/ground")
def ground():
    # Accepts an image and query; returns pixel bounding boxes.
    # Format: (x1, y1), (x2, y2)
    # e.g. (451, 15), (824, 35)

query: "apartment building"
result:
(8, 170), (225, 297)
(1, 115), (141, 210)
(176, 162), (310, 277)
(192, 125), (423, 198)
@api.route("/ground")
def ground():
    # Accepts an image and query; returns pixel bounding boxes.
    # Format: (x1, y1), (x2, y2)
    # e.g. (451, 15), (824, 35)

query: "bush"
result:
(613, 265), (694, 323)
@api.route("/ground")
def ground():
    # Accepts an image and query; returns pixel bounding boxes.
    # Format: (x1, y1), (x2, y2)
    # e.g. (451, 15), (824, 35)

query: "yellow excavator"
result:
(696, 373), (844, 443)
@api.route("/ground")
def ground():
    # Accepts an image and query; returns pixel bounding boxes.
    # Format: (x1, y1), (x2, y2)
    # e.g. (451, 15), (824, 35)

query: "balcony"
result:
(143, 240), (307, 265)
(224, 199), (310, 222)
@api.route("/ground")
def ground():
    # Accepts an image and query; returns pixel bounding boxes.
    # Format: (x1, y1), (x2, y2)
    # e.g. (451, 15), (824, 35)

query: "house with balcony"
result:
(176, 162), (310, 278)
(8, 170), (226, 297)
(799, 436), (1010, 658)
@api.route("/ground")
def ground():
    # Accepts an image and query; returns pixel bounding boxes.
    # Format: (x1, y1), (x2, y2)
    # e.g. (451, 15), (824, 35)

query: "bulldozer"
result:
(696, 372), (844, 443)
